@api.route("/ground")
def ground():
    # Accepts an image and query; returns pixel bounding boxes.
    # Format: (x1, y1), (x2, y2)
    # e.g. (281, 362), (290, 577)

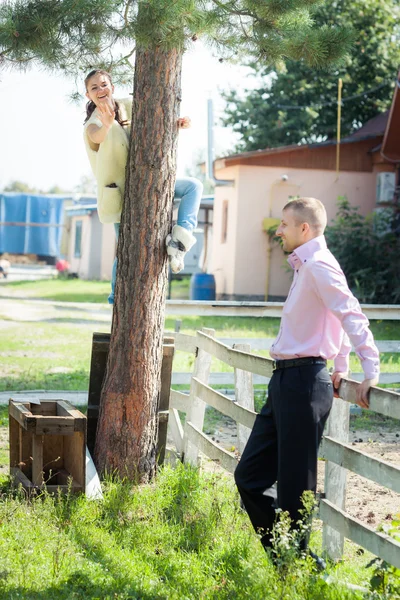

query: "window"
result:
(74, 220), (82, 258)
(221, 200), (228, 244)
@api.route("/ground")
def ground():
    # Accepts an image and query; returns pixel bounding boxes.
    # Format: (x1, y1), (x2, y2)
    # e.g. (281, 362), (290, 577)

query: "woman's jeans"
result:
(108, 176), (202, 304)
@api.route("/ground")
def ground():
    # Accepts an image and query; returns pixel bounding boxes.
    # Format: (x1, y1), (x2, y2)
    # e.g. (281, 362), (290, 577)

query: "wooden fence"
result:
(169, 337), (400, 385)
(166, 329), (400, 567)
(165, 300), (400, 320)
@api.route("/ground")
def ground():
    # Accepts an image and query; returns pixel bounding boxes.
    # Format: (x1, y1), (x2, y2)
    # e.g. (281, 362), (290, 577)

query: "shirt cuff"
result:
(361, 358), (380, 380)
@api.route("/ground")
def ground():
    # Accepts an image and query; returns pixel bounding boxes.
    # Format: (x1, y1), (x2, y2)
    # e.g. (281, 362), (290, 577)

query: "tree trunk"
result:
(94, 44), (183, 481)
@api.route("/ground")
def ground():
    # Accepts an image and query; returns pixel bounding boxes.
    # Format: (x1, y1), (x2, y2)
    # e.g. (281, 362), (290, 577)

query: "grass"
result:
(0, 275), (192, 302)
(0, 323), (93, 392)
(0, 464), (382, 599)
(350, 408), (400, 432)
(0, 278), (112, 303)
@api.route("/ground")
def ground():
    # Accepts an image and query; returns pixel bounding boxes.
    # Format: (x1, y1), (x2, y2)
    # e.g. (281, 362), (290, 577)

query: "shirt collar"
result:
(287, 235), (327, 270)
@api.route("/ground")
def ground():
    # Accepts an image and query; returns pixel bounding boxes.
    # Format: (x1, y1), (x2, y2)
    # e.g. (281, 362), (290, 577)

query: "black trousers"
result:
(234, 363), (333, 549)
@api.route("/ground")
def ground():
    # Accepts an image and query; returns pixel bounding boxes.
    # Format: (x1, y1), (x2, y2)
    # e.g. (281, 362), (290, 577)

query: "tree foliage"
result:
(0, 0), (354, 81)
(3, 180), (36, 193)
(2, 180), (70, 194)
(325, 198), (400, 304)
(222, 0), (400, 152)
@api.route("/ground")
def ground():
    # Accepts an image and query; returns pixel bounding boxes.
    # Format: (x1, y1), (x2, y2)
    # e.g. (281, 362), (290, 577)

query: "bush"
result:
(325, 198), (400, 304)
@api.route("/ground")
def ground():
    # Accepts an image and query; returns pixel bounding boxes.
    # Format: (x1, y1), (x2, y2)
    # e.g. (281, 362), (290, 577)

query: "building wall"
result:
(212, 164), (377, 300)
(100, 222), (116, 281)
(88, 213), (103, 279)
(68, 215), (91, 278)
(210, 166), (240, 296)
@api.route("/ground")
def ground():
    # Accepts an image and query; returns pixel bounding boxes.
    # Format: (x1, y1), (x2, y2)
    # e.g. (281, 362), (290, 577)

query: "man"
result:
(234, 197), (380, 561)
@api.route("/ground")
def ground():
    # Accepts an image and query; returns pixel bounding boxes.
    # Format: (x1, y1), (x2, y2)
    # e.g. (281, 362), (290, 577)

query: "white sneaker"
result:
(166, 225), (196, 274)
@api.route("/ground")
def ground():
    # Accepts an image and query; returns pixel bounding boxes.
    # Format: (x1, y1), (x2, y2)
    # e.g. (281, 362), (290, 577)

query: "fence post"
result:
(233, 343), (254, 454)
(322, 397), (350, 560)
(156, 338), (175, 465)
(183, 328), (215, 465)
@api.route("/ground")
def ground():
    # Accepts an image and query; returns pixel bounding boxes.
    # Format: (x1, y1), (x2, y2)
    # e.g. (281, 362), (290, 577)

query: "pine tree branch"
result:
(123, 0), (132, 27)
(211, 0), (255, 19)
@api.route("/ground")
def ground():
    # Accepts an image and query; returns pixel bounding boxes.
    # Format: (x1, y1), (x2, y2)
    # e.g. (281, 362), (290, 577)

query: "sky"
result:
(0, 42), (260, 193)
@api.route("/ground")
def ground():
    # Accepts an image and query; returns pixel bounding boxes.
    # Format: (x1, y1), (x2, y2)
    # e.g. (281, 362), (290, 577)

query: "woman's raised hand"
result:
(97, 99), (115, 129)
(178, 116), (191, 129)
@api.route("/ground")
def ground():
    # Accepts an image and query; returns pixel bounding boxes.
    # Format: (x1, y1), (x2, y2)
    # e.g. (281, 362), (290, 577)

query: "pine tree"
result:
(0, 0), (353, 480)
(222, 0), (400, 151)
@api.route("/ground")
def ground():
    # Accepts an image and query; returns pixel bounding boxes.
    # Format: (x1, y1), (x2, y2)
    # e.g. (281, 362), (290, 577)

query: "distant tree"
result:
(3, 180), (37, 193)
(184, 149), (215, 195)
(222, 0), (400, 151)
(44, 185), (69, 194)
(0, 0), (353, 481)
(74, 175), (97, 196)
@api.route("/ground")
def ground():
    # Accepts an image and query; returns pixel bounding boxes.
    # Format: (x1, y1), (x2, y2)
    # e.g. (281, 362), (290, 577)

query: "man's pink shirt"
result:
(270, 236), (380, 379)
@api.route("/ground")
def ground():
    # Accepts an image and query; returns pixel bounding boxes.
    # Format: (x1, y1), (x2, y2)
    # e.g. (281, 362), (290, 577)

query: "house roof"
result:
(215, 133), (382, 173)
(214, 94), (394, 173)
(381, 72), (400, 163)
(217, 113), (388, 167)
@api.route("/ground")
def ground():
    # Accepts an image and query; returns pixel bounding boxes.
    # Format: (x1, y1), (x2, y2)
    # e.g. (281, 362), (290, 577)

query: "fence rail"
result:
(169, 332), (400, 385)
(171, 372), (400, 385)
(320, 500), (400, 569)
(166, 328), (400, 567)
(165, 300), (400, 320)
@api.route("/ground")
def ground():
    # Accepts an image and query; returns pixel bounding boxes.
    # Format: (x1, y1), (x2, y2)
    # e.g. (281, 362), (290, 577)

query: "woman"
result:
(83, 69), (203, 304)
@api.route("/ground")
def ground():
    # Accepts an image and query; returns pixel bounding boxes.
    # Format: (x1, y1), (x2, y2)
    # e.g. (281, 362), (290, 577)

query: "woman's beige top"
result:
(83, 98), (132, 224)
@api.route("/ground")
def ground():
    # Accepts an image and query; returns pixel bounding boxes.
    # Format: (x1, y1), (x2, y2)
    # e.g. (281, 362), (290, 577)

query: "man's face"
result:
(276, 208), (305, 253)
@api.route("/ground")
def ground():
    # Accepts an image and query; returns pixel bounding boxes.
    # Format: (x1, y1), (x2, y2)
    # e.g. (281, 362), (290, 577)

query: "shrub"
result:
(324, 198), (400, 304)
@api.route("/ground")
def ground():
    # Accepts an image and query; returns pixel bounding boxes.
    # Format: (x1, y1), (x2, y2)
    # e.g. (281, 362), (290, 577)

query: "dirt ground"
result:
(205, 416), (400, 528)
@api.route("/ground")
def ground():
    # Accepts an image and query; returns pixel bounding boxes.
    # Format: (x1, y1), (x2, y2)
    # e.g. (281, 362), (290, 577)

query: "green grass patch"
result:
(0, 406), (8, 427)
(0, 278), (111, 303)
(0, 464), (378, 599)
(0, 276), (190, 303)
(0, 323), (93, 392)
(165, 315), (281, 337)
(349, 408), (400, 432)
(169, 275), (190, 299)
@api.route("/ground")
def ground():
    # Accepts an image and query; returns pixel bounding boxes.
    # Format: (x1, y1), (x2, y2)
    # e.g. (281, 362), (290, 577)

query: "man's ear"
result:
(302, 222), (310, 235)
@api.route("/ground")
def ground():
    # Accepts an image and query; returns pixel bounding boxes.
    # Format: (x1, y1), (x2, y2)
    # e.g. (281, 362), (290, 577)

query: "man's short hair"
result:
(283, 197), (327, 234)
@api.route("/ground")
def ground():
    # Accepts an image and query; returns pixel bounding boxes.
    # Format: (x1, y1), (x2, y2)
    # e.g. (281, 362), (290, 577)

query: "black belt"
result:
(273, 357), (327, 371)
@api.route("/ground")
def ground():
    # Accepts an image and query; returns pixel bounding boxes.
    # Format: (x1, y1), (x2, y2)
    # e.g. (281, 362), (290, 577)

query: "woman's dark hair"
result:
(84, 69), (128, 127)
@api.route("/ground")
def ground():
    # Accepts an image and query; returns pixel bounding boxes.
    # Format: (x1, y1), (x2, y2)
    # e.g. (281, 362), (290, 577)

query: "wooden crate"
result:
(87, 332), (174, 464)
(9, 398), (86, 493)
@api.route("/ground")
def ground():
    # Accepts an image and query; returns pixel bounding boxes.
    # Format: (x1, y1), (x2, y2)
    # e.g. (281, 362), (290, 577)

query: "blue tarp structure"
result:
(0, 194), (66, 257)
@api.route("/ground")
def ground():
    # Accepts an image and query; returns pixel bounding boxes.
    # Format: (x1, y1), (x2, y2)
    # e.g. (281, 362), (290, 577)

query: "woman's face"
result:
(85, 73), (114, 107)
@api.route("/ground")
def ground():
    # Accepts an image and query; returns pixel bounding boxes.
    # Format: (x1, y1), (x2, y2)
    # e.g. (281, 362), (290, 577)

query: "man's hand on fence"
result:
(356, 377), (379, 409)
(331, 371), (348, 398)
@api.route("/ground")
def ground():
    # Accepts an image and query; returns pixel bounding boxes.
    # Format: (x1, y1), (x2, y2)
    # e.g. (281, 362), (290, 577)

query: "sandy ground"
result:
(202, 416), (400, 528)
